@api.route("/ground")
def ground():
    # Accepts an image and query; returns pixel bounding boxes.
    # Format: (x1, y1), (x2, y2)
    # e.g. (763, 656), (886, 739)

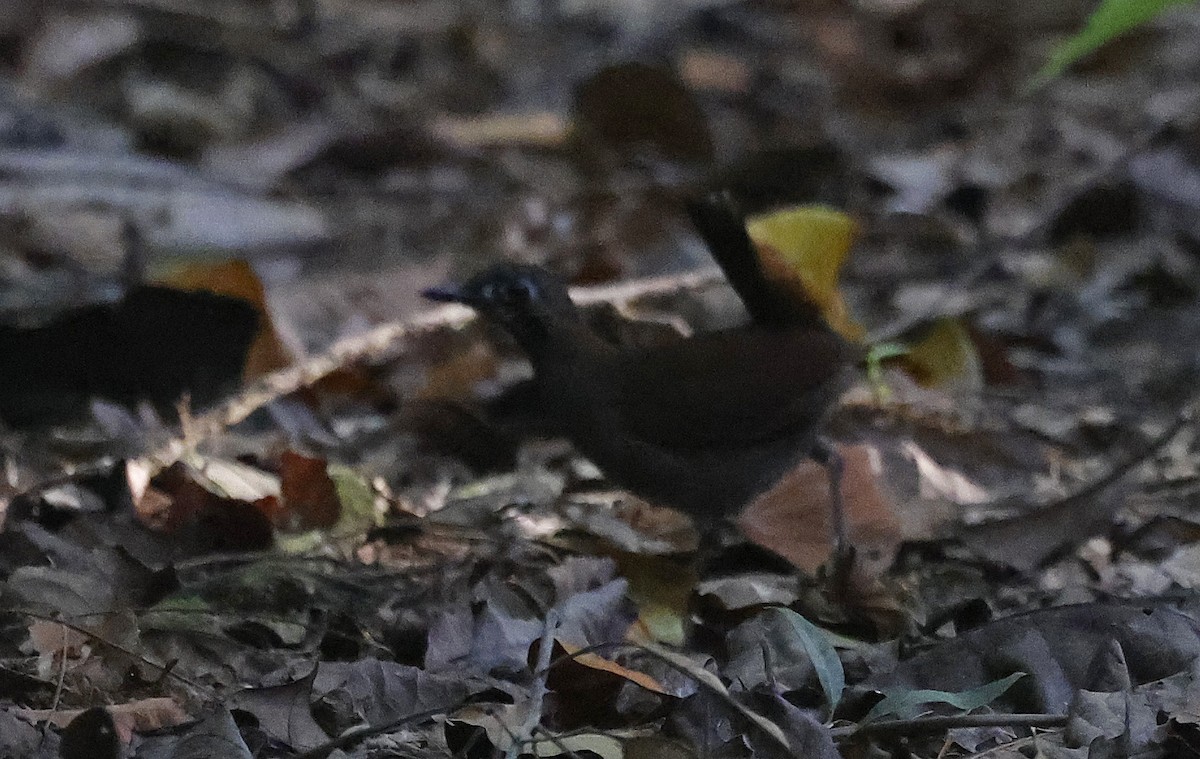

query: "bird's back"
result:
(608, 327), (855, 449)
(538, 325), (856, 523)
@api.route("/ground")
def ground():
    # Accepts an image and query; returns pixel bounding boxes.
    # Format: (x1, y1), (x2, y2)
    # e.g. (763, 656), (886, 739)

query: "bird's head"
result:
(422, 264), (582, 353)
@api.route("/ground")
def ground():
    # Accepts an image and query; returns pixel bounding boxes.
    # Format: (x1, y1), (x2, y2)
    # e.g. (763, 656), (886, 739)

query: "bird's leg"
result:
(811, 439), (855, 593)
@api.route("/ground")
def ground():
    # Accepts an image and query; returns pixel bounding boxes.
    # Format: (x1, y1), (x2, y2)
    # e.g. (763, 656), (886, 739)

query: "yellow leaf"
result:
(612, 551), (694, 645)
(901, 318), (983, 390)
(745, 205), (864, 341)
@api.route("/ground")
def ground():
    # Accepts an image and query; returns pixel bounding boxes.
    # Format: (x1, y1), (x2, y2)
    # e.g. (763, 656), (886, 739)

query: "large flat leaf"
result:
(862, 672), (1026, 724)
(773, 608), (846, 715)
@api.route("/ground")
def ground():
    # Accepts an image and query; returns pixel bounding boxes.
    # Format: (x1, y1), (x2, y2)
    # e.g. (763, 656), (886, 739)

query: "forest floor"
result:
(3, 1), (1200, 757)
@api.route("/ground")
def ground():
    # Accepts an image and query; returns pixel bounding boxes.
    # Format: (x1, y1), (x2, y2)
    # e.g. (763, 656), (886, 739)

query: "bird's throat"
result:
(518, 317), (613, 370)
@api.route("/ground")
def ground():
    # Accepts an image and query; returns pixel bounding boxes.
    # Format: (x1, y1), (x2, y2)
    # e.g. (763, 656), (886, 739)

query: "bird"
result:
(684, 190), (861, 574)
(686, 188), (830, 330)
(422, 255), (858, 572)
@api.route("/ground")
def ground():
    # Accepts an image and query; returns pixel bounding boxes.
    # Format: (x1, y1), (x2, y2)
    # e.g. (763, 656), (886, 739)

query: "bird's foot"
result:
(812, 438), (857, 602)
(825, 541), (858, 604)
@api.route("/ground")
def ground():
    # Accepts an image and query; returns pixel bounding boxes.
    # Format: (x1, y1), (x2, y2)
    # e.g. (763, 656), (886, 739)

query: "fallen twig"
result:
(508, 608), (560, 759)
(147, 267), (725, 465)
(292, 700), (470, 759)
(831, 712), (1067, 740)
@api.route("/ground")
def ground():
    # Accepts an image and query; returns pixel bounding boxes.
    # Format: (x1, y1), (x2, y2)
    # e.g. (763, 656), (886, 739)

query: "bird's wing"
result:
(609, 328), (855, 449)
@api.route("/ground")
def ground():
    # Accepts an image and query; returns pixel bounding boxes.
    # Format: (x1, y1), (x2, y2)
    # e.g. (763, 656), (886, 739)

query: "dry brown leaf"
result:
(678, 48), (752, 93)
(554, 640), (671, 695)
(18, 698), (188, 744)
(28, 620), (88, 659)
(739, 443), (902, 574)
(904, 440), (990, 504)
(415, 342), (499, 401)
(277, 450), (340, 530)
(136, 461), (275, 550)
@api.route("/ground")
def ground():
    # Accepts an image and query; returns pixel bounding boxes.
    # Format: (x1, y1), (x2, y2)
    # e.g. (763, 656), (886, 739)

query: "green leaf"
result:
(773, 608), (846, 715)
(329, 464), (383, 534)
(862, 672), (1026, 724)
(1028, 0), (1196, 91)
(865, 341), (910, 402)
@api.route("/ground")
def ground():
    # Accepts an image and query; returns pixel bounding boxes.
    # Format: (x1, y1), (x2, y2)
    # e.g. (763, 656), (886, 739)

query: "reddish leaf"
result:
(140, 462), (274, 552)
(278, 450), (341, 530)
(739, 443), (902, 574)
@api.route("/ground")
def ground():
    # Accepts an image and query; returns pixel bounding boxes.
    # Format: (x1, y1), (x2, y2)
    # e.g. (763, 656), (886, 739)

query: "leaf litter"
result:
(2, 1), (1200, 757)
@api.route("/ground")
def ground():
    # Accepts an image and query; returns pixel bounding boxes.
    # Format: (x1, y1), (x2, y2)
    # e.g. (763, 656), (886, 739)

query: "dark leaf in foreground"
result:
(745, 690), (839, 759)
(1065, 689), (1163, 754)
(0, 286), (257, 427)
(428, 561), (635, 678)
(725, 608), (844, 713)
(311, 659), (474, 730)
(131, 707), (252, 759)
(867, 602), (1200, 715)
(0, 709), (56, 759)
(228, 667), (327, 752)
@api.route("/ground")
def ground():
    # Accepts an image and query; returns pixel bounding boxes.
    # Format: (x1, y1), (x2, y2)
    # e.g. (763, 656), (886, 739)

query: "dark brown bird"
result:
(684, 190), (861, 572)
(423, 257), (857, 565)
(686, 189), (829, 330)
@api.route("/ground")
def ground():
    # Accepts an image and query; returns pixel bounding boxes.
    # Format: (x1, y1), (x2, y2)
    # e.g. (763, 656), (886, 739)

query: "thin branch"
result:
(831, 712), (1067, 740)
(970, 734), (1040, 758)
(293, 700), (470, 759)
(636, 641), (793, 755)
(530, 725), (586, 759)
(1048, 399), (1197, 509)
(507, 608), (560, 759)
(51, 622), (69, 712)
(13, 609), (212, 697)
(959, 394), (1199, 568)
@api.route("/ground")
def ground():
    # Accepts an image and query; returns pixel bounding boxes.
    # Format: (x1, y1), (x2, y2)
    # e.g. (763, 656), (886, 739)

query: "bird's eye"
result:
(512, 277), (539, 301)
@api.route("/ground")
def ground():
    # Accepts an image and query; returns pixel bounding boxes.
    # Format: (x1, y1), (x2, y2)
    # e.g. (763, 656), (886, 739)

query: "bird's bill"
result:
(421, 284), (476, 306)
